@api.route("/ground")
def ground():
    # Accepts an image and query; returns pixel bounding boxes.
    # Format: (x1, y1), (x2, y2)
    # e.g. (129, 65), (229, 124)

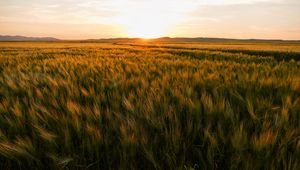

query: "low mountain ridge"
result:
(0, 35), (59, 41)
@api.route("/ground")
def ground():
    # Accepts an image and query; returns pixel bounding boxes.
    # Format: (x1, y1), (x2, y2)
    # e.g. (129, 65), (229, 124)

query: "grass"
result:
(0, 40), (299, 169)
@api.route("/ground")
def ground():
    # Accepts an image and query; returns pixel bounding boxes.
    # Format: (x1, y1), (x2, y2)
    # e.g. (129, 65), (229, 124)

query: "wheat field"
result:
(0, 40), (300, 169)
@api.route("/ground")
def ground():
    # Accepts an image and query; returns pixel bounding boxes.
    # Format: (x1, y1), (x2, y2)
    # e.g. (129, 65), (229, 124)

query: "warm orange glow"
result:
(1, 0), (299, 40)
(113, 1), (195, 38)
(117, 12), (172, 38)
(124, 16), (169, 38)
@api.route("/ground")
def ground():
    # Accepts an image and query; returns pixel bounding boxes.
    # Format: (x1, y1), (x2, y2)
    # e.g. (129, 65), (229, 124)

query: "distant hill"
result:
(0, 35), (59, 41)
(151, 37), (300, 43)
(83, 37), (300, 44)
(1, 35), (299, 43)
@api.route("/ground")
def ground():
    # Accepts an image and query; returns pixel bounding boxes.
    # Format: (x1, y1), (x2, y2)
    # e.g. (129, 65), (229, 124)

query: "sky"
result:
(0, 0), (299, 40)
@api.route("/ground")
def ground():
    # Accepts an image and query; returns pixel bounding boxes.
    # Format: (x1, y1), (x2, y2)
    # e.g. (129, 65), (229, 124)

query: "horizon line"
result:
(0, 35), (300, 42)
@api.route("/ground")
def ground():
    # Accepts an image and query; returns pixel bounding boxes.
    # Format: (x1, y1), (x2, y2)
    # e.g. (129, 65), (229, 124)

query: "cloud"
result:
(196, 0), (285, 5)
(0, 0), (291, 24)
(0, 0), (299, 39)
(174, 0), (300, 39)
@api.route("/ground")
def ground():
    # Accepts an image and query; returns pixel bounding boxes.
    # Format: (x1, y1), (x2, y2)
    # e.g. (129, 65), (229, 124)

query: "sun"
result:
(111, 0), (197, 39)
(113, 1), (185, 39)
(118, 11), (170, 39)
(126, 23), (166, 39)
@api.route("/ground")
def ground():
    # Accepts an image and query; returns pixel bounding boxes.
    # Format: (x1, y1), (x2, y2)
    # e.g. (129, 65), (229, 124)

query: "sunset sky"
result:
(0, 0), (299, 39)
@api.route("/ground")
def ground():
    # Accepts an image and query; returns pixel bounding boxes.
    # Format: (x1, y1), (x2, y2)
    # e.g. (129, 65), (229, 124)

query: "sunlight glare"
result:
(114, 0), (196, 38)
(122, 12), (169, 38)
